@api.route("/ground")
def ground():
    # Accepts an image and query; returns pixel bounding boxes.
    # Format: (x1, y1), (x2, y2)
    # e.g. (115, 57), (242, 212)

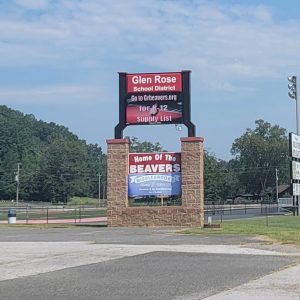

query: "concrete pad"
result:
(1, 242), (299, 281)
(202, 264), (300, 300)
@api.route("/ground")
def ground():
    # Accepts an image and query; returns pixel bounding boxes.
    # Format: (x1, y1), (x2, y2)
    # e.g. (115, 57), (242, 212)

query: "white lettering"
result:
(158, 165), (165, 172)
(130, 165), (137, 173)
(151, 165), (159, 172)
(137, 165), (144, 173)
(165, 164), (172, 172)
(154, 75), (177, 84)
(144, 165), (152, 173)
(137, 116), (159, 123)
(134, 155), (152, 163)
(154, 85), (175, 91)
(129, 163), (181, 174)
(173, 164), (181, 172)
(133, 86), (154, 92)
(132, 75), (152, 84)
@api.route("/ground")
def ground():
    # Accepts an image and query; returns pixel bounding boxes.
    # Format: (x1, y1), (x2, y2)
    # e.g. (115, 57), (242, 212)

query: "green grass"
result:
(68, 197), (101, 206)
(180, 216), (300, 245)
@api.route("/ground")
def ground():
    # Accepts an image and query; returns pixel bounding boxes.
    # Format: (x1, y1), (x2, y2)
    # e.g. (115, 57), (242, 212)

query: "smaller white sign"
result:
(291, 133), (300, 159)
(292, 161), (300, 180)
(293, 183), (300, 196)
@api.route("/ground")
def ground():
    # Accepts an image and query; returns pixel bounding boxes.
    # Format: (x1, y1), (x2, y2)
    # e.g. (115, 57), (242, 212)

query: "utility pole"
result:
(275, 168), (279, 205)
(15, 163), (21, 205)
(98, 174), (101, 207)
(103, 182), (106, 201)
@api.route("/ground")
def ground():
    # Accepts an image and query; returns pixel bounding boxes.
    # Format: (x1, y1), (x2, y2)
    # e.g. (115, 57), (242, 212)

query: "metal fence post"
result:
(26, 205), (29, 224)
(47, 207), (49, 224)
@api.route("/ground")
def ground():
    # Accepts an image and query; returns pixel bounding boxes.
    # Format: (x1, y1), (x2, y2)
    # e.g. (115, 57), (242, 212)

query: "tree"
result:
(0, 105), (105, 202)
(126, 136), (166, 153)
(231, 119), (289, 197)
(204, 151), (241, 203)
(204, 151), (226, 202)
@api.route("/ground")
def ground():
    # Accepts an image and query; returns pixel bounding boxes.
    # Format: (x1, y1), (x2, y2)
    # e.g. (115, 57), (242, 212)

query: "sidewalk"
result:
(203, 263), (300, 300)
(0, 216), (107, 224)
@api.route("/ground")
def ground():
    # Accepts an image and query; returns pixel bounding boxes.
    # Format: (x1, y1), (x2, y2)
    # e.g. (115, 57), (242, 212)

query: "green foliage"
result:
(68, 197), (100, 206)
(127, 136), (166, 153)
(231, 119), (289, 196)
(204, 151), (225, 202)
(0, 105), (106, 202)
(204, 151), (240, 202)
(1, 106), (289, 205)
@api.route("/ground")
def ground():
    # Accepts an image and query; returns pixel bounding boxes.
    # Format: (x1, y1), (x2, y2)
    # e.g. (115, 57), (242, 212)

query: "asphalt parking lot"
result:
(0, 226), (299, 300)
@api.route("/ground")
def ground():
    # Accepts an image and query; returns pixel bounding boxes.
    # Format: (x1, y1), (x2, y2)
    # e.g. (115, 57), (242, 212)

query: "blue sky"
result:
(1, 0), (300, 160)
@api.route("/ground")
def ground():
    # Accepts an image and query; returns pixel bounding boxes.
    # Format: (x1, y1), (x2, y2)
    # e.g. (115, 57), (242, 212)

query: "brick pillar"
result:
(106, 138), (130, 226)
(181, 137), (204, 227)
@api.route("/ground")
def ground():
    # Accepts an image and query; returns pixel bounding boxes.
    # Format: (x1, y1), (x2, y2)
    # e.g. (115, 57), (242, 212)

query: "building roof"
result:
(278, 184), (290, 194)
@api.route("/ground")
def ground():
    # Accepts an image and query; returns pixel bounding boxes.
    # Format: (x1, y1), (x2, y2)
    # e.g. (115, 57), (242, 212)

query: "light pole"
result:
(288, 76), (299, 216)
(288, 76), (298, 134)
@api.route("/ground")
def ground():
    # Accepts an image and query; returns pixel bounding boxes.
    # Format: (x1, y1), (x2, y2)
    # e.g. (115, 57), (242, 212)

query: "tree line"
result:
(0, 105), (105, 203)
(205, 119), (289, 202)
(0, 105), (290, 203)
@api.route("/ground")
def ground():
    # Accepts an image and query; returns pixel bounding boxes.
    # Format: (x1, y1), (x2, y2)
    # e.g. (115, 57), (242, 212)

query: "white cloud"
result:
(0, 85), (105, 104)
(14, 0), (50, 10)
(254, 5), (272, 22)
(0, 1), (300, 91)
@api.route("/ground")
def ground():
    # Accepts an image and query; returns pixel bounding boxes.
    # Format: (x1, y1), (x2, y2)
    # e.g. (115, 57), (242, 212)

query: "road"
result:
(0, 226), (299, 300)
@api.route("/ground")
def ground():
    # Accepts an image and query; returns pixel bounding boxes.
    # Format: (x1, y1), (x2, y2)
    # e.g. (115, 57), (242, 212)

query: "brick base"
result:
(106, 137), (204, 227)
(107, 207), (203, 227)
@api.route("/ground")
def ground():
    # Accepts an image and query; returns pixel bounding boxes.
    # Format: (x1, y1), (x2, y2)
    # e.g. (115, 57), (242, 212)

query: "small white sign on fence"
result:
(292, 161), (300, 180)
(293, 183), (300, 196)
(290, 133), (300, 159)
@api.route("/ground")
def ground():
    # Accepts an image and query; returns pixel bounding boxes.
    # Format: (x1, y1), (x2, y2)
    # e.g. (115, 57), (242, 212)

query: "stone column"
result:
(106, 138), (130, 226)
(181, 137), (204, 226)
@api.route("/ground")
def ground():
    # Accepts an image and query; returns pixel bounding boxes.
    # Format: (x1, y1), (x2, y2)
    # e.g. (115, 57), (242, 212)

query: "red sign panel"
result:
(127, 73), (182, 93)
(129, 152), (181, 174)
(126, 102), (182, 125)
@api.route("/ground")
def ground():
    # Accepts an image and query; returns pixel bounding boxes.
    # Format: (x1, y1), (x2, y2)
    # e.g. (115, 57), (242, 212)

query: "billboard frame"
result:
(115, 70), (195, 138)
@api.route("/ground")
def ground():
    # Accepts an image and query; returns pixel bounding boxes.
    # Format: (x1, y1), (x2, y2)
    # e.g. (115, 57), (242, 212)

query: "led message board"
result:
(115, 71), (195, 138)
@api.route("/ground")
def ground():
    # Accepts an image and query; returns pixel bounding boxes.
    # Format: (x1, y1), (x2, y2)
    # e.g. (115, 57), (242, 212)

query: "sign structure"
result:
(128, 152), (181, 197)
(115, 71), (195, 138)
(292, 161), (300, 180)
(293, 183), (300, 196)
(290, 133), (300, 159)
(126, 72), (182, 125)
(289, 133), (300, 209)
